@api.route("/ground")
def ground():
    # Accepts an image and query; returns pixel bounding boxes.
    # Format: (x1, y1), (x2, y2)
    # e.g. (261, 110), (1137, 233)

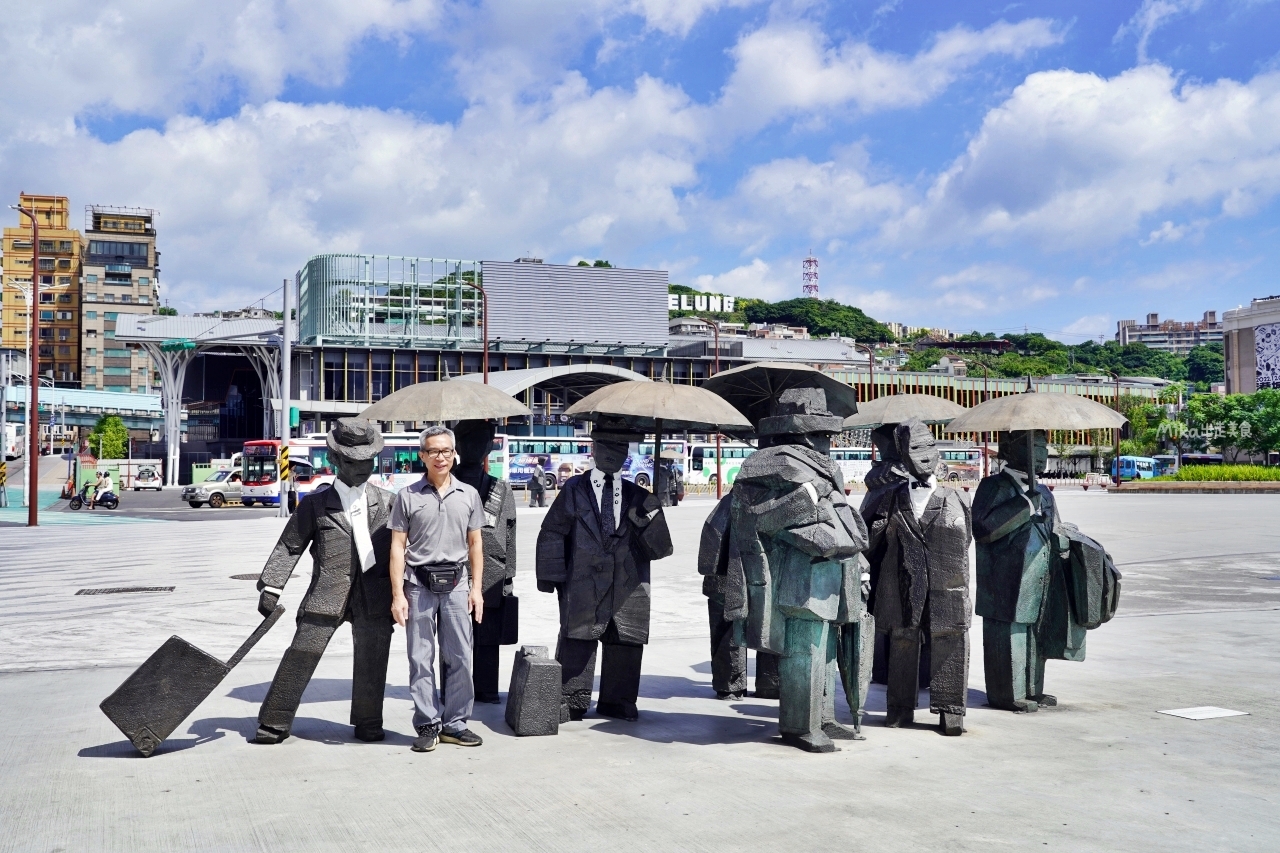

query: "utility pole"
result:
(12, 202), (41, 526)
(278, 278), (293, 517)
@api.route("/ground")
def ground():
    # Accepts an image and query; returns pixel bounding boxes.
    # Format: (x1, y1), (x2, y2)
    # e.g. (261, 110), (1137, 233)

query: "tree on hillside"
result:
(1185, 343), (1224, 390)
(744, 298), (894, 342)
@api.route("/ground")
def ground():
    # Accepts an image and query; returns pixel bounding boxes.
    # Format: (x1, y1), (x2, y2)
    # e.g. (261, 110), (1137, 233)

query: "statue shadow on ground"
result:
(576, 710), (775, 746)
(637, 674), (715, 701)
(77, 716), (257, 759)
(227, 679), (412, 705)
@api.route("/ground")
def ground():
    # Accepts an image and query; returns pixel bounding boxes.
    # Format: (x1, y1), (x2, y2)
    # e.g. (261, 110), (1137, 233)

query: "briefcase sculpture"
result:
(100, 606), (285, 757)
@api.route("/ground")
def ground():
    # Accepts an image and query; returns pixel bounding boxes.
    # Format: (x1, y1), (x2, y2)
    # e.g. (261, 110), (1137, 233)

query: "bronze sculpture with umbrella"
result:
(564, 380), (752, 505)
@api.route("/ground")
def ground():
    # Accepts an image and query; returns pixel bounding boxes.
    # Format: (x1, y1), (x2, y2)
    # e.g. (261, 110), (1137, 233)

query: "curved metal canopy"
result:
(944, 391), (1127, 433)
(455, 364), (648, 406)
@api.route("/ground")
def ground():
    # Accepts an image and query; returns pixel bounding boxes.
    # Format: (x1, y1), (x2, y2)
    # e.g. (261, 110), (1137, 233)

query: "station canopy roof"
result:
(454, 364), (648, 407)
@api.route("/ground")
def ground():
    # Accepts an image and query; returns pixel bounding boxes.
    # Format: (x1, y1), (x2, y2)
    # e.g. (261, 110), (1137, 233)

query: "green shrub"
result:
(1152, 464), (1280, 482)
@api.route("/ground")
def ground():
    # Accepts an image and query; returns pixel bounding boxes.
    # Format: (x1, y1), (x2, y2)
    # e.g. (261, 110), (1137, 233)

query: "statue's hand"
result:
(627, 505), (656, 528)
(258, 589), (280, 618)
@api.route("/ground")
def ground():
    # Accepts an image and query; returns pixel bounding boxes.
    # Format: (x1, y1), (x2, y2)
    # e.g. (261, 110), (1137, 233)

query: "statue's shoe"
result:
(1031, 694), (1058, 707)
(987, 699), (1038, 713)
(353, 726), (385, 742)
(716, 690), (745, 701)
(253, 725), (288, 744)
(780, 731), (838, 753)
(475, 692), (502, 704)
(939, 712), (965, 736)
(822, 720), (865, 741)
(596, 701), (639, 721)
(883, 706), (915, 727)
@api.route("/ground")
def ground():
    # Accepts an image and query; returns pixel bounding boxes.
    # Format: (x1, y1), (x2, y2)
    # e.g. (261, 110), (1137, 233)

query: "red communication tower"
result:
(802, 254), (819, 298)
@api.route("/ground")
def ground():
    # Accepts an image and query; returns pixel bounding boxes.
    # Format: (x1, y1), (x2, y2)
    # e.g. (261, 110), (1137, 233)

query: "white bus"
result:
(4, 422), (21, 460)
(830, 448), (874, 486)
(686, 441), (756, 487)
(292, 432), (511, 499)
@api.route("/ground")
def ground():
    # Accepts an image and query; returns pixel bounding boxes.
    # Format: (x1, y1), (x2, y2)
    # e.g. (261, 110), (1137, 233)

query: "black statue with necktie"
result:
(253, 419), (396, 744)
(536, 418), (673, 721)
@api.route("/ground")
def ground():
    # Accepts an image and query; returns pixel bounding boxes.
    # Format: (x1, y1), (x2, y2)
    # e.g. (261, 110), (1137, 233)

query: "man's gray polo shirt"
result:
(390, 475), (485, 584)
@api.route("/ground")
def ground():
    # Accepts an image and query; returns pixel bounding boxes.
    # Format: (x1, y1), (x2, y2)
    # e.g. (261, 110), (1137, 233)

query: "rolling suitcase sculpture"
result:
(100, 606), (285, 757)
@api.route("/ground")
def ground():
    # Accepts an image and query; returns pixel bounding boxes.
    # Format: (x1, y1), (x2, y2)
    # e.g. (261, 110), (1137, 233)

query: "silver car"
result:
(181, 469), (243, 508)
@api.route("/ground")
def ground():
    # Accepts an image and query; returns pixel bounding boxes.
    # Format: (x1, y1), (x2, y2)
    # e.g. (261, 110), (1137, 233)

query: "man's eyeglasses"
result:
(423, 448), (455, 459)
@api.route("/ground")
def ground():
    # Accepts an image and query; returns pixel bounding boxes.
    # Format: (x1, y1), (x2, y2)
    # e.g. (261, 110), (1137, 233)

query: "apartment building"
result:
(80, 206), (160, 393)
(1, 194), (83, 386)
(1116, 311), (1222, 356)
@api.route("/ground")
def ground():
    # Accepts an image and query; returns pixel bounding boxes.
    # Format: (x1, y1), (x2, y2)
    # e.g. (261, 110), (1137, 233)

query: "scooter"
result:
(69, 483), (119, 511)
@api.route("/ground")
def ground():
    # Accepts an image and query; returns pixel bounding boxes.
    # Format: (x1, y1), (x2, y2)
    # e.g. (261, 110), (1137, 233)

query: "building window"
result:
(38, 258), (54, 271)
(372, 351), (391, 401)
(105, 331), (116, 339)
(39, 293), (54, 303)
(57, 329), (70, 342)
(139, 277), (150, 285)
(39, 329), (53, 340)
(86, 348), (96, 356)
(58, 293), (71, 302)
(39, 346), (53, 357)
(87, 366), (96, 375)
(83, 293), (98, 302)
(103, 294), (115, 302)
(120, 294), (132, 303)
(86, 329), (97, 338)
(39, 310), (54, 321)
(56, 311), (73, 320)
(57, 259), (71, 270)
(57, 277), (72, 286)
(39, 275), (52, 285)
(85, 311), (97, 320)
(58, 346), (71, 355)
(137, 296), (150, 304)
(58, 240), (72, 253)
(323, 351), (343, 400)
(348, 351), (368, 402)
(105, 312), (118, 320)
(86, 274), (98, 283)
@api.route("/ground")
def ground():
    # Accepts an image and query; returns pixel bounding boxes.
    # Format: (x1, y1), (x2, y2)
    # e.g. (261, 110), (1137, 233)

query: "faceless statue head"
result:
(334, 452), (376, 488)
(758, 386), (843, 454)
(453, 419), (496, 474)
(998, 429), (1048, 475)
(326, 418), (383, 488)
(593, 439), (629, 474)
(894, 417), (939, 482)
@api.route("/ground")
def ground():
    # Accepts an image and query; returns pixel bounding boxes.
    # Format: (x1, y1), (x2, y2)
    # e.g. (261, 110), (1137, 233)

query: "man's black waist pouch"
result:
(411, 562), (465, 593)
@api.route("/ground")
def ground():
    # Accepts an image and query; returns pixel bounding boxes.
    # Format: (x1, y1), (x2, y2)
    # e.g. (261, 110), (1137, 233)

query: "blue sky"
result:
(3, 0), (1279, 342)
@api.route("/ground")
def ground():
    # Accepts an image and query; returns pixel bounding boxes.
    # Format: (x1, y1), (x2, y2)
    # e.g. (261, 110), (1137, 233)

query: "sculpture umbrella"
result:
(944, 391), (1127, 491)
(701, 361), (860, 425)
(360, 378), (533, 423)
(843, 393), (965, 428)
(564, 381), (752, 503)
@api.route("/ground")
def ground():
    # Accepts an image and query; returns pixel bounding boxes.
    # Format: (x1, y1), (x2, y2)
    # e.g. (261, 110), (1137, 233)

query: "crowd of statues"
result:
(238, 380), (1118, 754)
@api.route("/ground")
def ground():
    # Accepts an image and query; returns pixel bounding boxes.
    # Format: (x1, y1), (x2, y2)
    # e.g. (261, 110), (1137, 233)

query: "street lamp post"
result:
(1110, 371), (1122, 486)
(12, 203), (40, 526)
(472, 278), (489, 384)
(279, 278), (293, 518)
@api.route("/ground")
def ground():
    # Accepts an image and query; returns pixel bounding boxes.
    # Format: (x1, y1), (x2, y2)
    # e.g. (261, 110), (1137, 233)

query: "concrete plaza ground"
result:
(1, 492), (1278, 852)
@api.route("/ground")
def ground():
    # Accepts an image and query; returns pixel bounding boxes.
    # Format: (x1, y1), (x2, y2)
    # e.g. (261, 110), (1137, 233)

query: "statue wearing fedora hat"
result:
(536, 415), (673, 721)
(253, 418), (396, 744)
(729, 387), (871, 752)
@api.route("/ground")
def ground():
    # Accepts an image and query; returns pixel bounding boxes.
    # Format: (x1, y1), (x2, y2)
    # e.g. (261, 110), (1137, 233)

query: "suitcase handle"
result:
(226, 605), (285, 668)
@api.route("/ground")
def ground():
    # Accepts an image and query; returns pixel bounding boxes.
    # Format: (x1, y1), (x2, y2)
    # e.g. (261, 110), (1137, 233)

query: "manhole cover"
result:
(230, 574), (297, 580)
(75, 587), (174, 596)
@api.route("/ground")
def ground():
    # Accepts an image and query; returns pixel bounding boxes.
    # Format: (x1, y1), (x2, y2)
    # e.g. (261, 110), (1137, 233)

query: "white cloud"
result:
(714, 17), (1063, 132)
(1126, 259), (1253, 291)
(0, 0), (443, 131)
(929, 262), (1056, 313)
(627, 0), (757, 36)
(1114, 0), (1203, 64)
(1058, 314), (1112, 343)
(708, 150), (906, 251)
(691, 259), (791, 301)
(891, 64), (1280, 250)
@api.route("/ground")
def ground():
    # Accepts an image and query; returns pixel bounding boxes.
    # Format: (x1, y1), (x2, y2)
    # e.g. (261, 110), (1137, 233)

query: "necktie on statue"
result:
(601, 473), (616, 537)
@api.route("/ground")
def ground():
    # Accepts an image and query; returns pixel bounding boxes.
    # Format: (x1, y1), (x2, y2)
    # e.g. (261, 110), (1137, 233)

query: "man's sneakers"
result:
(439, 728), (483, 747)
(412, 725), (439, 752)
(413, 725), (483, 750)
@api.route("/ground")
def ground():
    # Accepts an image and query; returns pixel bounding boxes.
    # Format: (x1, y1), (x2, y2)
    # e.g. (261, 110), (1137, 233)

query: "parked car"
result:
(133, 466), (163, 491)
(181, 469), (243, 508)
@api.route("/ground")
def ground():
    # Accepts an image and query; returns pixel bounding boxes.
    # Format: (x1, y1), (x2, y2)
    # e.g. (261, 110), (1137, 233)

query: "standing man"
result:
(528, 457), (547, 507)
(390, 425), (487, 753)
(254, 419), (395, 744)
(536, 416), (672, 722)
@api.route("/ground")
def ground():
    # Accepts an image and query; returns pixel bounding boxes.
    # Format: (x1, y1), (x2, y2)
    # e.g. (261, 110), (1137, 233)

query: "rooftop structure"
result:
(1223, 296), (1280, 393)
(1116, 311), (1222, 356)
